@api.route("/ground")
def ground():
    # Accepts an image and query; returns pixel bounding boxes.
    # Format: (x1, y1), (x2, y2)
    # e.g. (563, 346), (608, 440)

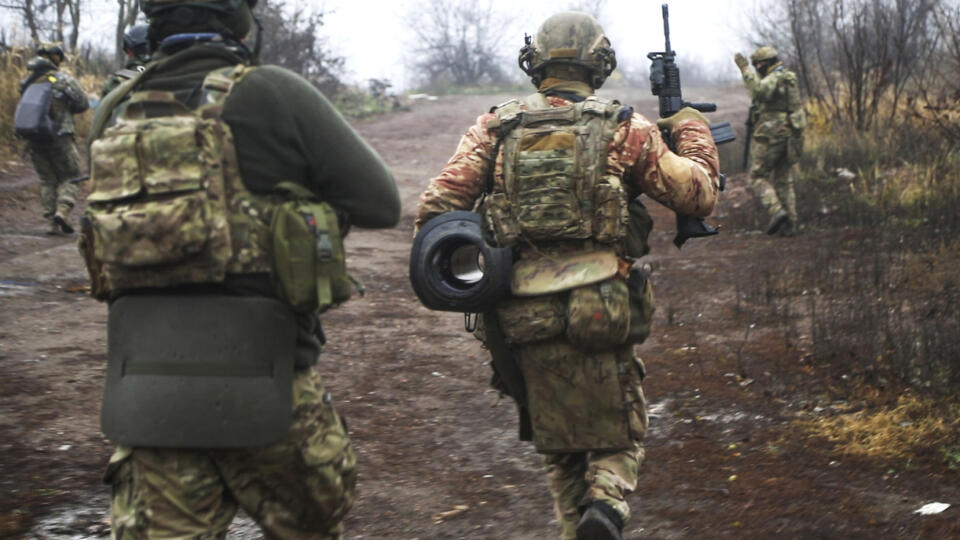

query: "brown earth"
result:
(0, 88), (957, 539)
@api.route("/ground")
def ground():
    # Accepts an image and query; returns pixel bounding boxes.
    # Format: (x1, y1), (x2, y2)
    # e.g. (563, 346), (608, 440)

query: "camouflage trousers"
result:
(749, 136), (798, 223)
(104, 368), (357, 539)
(519, 342), (648, 540)
(27, 136), (82, 220)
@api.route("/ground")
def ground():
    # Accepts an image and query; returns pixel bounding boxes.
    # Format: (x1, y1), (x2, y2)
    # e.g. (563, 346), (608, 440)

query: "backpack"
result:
(14, 80), (58, 142)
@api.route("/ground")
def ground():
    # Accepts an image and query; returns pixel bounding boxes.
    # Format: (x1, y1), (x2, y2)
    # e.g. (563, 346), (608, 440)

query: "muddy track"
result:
(1, 89), (957, 539)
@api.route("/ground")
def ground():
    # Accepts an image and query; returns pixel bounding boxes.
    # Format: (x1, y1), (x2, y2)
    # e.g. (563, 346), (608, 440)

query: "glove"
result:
(734, 53), (749, 72)
(656, 107), (709, 132)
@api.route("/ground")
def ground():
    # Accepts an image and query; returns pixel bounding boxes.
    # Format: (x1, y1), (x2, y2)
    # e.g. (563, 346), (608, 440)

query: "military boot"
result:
(45, 220), (63, 235)
(53, 213), (74, 234)
(764, 209), (789, 235)
(576, 501), (623, 540)
(778, 218), (797, 237)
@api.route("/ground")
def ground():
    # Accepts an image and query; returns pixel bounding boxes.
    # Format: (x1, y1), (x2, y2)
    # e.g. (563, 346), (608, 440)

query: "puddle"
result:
(31, 498), (262, 539)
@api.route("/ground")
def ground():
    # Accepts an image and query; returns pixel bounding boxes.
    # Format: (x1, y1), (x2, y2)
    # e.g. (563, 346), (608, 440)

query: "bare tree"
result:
(566, 0), (608, 22)
(256, 0), (344, 96)
(0, 0), (43, 42)
(748, 0), (940, 131)
(407, 0), (512, 89)
(115, 0), (137, 60)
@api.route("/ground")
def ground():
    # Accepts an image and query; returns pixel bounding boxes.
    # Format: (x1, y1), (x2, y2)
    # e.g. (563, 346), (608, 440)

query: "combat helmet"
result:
(140, 0), (258, 46)
(518, 11), (617, 89)
(122, 24), (151, 59)
(36, 42), (65, 64)
(750, 46), (779, 64)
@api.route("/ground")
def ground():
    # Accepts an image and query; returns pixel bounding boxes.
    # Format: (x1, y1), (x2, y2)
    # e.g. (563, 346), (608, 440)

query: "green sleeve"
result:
(223, 66), (401, 230)
(59, 73), (90, 113)
(741, 70), (780, 103)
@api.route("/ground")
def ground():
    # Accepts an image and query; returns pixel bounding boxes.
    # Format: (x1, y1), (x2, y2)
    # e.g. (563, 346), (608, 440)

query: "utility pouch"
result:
(495, 294), (567, 345)
(76, 216), (108, 301)
(481, 191), (519, 247)
(271, 184), (351, 313)
(519, 341), (632, 452)
(625, 197), (654, 259)
(565, 278), (630, 349)
(101, 294), (297, 448)
(592, 178), (628, 245)
(626, 268), (655, 345)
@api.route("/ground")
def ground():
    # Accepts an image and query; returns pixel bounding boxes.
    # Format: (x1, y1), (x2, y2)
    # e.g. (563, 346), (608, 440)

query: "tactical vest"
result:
(481, 93), (628, 251)
(85, 65), (272, 293)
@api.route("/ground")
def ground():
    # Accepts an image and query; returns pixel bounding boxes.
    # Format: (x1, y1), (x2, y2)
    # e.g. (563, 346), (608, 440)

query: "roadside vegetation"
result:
(735, 0), (960, 466)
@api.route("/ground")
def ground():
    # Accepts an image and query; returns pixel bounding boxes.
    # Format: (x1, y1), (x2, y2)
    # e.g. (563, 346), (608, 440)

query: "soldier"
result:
(81, 0), (400, 537)
(735, 46), (806, 237)
(100, 24), (150, 97)
(414, 12), (720, 540)
(15, 43), (89, 234)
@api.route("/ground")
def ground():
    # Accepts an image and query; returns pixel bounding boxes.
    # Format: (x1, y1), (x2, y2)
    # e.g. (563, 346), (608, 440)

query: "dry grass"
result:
(799, 392), (960, 464)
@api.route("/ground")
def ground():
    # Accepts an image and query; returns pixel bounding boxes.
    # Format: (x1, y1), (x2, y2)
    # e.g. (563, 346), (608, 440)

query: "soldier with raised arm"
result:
(735, 46), (806, 236)
(414, 12), (720, 540)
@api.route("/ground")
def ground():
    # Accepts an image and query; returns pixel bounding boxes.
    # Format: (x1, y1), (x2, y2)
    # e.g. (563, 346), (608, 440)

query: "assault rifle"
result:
(648, 3), (735, 248)
(69, 174), (90, 184)
(743, 103), (757, 169)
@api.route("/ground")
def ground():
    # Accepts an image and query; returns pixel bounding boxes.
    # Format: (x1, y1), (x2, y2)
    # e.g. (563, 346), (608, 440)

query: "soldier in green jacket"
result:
(735, 46), (806, 236)
(83, 0), (400, 538)
(17, 43), (89, 234)
(100, 25), (150, 98)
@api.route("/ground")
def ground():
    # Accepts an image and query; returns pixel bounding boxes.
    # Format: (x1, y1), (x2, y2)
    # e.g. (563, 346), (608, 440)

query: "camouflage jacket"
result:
(18, 57), (89, 136)
(741, 63), (804, 140)
(415, 84), (721, 233)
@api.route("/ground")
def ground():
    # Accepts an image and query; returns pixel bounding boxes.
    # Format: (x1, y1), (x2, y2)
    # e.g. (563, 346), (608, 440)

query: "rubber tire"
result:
(409, 211), (512, 313)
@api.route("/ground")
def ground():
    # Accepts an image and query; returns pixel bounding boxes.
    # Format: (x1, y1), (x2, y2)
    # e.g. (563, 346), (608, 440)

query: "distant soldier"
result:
(415, 12), (720, 540)
(14, 43), (89, 234)
(735, 46), (806, 237)
(82, 0), (400, 537)
(100, 24), (150, 97)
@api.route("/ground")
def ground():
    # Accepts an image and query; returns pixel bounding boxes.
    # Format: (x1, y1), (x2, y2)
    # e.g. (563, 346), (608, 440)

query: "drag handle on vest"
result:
(648, 3), (733, 249)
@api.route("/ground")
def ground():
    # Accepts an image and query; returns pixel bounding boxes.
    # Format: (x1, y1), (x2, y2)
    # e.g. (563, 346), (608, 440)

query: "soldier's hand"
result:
(734, 53), (749, 72)
(656, 107), (709, 132)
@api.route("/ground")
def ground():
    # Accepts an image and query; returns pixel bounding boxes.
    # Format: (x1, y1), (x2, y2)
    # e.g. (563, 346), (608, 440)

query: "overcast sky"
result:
(2, 0), (762, 90)
(322, 0), (760, 89)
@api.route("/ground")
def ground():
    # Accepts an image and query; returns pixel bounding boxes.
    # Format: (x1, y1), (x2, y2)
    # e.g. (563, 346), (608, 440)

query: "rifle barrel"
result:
(662, 4), (671, 52)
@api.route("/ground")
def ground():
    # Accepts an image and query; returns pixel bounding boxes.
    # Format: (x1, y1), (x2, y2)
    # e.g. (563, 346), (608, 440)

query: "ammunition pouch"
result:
(101, 294), (297, 448)
(565, 278), (631, 349)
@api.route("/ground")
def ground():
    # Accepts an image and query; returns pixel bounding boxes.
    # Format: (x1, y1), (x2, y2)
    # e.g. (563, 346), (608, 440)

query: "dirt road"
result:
(1, 88), (957, 539)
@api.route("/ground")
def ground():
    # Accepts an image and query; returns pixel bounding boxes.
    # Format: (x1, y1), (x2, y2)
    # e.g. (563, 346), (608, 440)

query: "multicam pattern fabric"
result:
(742, 64), (804, 223)
(105, 368), (357, 539)
(415, 91), (720, 231)
(415, 83), (717, 533)
(85, 66), (274, 293)
(28, 135), (82, 219)
(540, 346), (647, 540)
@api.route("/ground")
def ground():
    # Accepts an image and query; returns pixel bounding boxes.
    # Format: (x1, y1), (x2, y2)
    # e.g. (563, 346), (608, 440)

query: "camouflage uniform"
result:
(17, 56), (88, 231)
(87, 3), (400, 537)
(106, 369), (356, 539)
(740, 58), (805, 233)
(415, 77), (719, 538)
